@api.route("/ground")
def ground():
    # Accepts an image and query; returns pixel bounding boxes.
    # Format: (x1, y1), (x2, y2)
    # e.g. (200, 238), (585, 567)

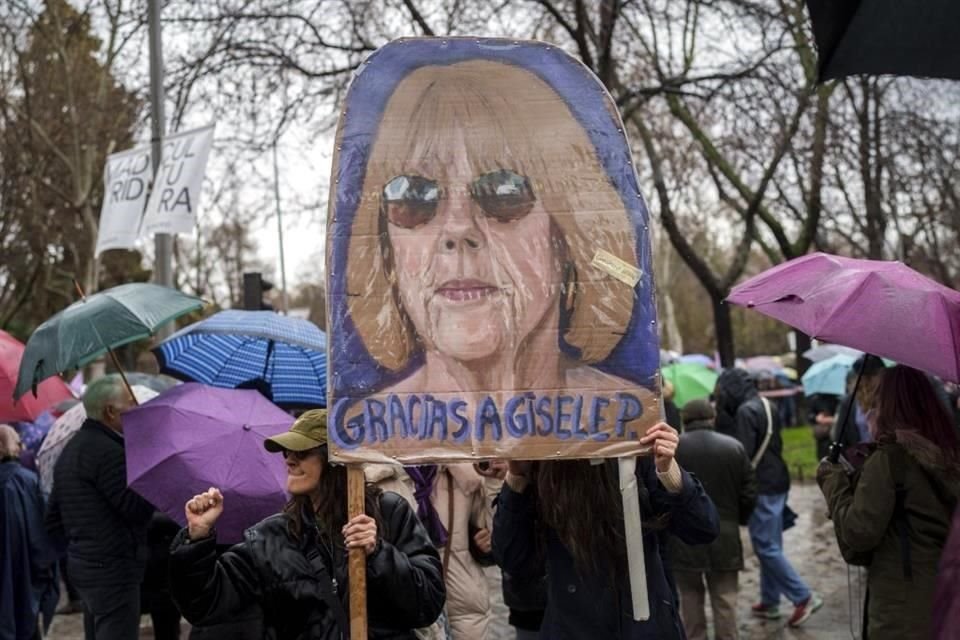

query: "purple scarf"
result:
(405, 465), (448, 548)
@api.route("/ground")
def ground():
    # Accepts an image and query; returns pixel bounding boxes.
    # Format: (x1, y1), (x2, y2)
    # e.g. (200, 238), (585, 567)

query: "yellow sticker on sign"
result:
(592, 249), (642, 287)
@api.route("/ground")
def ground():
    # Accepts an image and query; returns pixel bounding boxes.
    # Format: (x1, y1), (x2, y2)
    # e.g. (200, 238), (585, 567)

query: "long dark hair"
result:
(283, 446), (383, 541)
(535, 459), (668, 578)
(875, 366), (958, 458)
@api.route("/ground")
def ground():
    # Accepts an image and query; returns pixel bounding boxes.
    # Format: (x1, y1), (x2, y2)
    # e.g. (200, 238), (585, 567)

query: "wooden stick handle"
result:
(107, 348), (139, 406)
(347, 465), (367, 639)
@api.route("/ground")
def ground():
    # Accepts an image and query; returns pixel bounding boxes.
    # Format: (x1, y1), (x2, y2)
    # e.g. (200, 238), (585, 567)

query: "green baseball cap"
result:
(264, 409), (328, 453)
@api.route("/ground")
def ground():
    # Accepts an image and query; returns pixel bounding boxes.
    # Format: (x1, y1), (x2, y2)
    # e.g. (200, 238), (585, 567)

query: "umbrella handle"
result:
(828, 355), (873, 463)
(107, 348), (139, 407)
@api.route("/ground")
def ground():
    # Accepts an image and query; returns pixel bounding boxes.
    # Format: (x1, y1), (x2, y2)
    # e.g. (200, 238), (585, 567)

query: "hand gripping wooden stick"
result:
(347, 465), (368, 639)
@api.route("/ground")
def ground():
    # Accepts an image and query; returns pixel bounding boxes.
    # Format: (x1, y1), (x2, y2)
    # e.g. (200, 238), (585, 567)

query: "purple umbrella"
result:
(727, 252), (960, 382)
(124, 383), (294, 543)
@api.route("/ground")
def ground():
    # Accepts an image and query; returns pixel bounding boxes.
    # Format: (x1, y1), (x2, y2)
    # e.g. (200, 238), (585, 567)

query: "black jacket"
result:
(169, 491), (445, 640)
(715, 369), (790, 495)
(45, 419), (155, 588)
(492, 457), (719, 640)
(669, 426), (757, 572)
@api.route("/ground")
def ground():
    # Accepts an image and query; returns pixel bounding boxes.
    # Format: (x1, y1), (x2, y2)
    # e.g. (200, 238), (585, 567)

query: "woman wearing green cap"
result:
(168, 409), (446, 639)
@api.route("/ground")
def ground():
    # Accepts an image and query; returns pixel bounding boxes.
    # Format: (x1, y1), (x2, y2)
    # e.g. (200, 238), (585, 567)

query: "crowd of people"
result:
(3, 360), (960, 640)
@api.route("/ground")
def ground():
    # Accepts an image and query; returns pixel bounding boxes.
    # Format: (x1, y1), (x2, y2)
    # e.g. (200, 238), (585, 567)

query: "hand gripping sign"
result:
(326, 39), (662, 627)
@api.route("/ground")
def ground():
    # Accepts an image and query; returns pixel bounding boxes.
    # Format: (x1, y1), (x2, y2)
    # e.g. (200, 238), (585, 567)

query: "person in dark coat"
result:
(45, 375), (156, 640)
(714, 368), (821, 627)
(141, 513), (182, 640)
(819, 366), (960, 640)
(933, 506), (960, 639)
(169, 409), (445, 640)
(806, 393), (839, 461)
(669, 400), (757, 640)
(1, 424), (58, 640)
(492, 421), (719, 639)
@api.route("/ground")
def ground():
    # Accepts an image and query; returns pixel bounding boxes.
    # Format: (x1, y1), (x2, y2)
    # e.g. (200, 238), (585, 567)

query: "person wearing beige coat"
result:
(366, 463), (501, 640)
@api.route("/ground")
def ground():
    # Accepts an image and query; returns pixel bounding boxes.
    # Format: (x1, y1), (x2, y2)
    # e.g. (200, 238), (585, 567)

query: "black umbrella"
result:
(806, 0), (960, 82)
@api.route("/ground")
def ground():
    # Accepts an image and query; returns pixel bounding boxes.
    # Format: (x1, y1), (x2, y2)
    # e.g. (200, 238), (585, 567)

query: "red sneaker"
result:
(788, 592), (824, 627)
(751, 602), (781, 620)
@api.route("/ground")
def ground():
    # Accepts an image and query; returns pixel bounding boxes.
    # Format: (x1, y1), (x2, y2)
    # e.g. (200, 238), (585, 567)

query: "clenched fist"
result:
(185, 487), (224, 540)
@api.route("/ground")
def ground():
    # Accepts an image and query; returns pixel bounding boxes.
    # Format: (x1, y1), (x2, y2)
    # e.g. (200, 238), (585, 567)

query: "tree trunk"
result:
(713, 295), (735, 368)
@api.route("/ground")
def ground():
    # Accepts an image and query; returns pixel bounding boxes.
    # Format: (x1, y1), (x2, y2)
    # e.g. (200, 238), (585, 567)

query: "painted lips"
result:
(436, 279), (500, 302)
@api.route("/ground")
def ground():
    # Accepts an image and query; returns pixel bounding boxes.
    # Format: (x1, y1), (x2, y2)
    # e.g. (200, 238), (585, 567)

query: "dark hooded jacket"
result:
(169, 490), (445, 640)
(819, 430), (959, 640)
(1, 461), (58, 640)
(715, 369), (789, 495)
(492, 457), (719, 640)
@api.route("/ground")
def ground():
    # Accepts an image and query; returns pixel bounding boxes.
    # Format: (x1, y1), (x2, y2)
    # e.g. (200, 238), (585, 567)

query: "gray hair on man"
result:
(0, 423), (20, 458)
(82, 374), (129, 422)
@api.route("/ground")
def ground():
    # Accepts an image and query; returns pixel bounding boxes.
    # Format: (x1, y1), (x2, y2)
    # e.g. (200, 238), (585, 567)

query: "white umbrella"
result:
(802, 343), (862, 363)
(36, 384), (157, 495)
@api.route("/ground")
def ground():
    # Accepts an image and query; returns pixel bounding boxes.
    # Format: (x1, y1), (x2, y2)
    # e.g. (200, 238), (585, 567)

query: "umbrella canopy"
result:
(125, 373), (180, 394)
(36, 384), (158, 496)
(124, 383), (294, 543)
(743, 356), (783, 373)
(15, 283), (204, 400)
(727, 253), (960, 382)
(662, 363), (719, 409)
(805, 0), (960, 81)
(0, 330), (74, 422)
(801, 353), (858, 396)
(802, 344), (863, 363)
(678, 354), (715, 368)
(154, 310), (327, 409)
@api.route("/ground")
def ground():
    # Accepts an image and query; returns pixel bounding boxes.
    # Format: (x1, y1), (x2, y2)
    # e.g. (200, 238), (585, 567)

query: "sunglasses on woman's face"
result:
(282, 448), (321, 461)
(381, 169), (537, 230)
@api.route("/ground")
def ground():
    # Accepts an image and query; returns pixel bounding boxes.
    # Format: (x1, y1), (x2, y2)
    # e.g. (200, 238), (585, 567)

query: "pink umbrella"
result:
(0, 330), (74, 422)
(727, 252), (960, 382)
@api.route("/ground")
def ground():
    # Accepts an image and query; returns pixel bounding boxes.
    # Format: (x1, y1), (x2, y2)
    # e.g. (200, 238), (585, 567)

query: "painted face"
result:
(283, 448), (324, 495)
(385, 130), (562, 363)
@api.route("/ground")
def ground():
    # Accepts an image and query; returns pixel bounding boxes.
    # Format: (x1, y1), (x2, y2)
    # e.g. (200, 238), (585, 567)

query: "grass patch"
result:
(781, 425), (818, 483)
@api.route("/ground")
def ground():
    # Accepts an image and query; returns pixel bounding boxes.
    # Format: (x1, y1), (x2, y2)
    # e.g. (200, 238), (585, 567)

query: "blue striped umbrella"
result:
(153, 310), (326, 408)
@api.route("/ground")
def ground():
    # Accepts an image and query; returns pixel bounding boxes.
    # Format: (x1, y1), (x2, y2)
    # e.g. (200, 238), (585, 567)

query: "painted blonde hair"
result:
(343, 59), (639, 371)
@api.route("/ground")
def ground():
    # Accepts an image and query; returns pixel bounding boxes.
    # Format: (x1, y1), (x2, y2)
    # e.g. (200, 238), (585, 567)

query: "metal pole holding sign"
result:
(148, 0), (173, 339)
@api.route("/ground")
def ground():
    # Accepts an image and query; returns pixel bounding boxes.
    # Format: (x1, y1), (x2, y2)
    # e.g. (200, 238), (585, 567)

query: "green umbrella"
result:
(15, 283), (204, 400)
(662, 362), (719, 408)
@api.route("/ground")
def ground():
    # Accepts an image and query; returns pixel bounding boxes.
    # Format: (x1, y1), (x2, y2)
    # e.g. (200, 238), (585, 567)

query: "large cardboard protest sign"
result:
(326, 39), (661, 464)
(95, 145), (151, 256)
(140, 124), (215, 237)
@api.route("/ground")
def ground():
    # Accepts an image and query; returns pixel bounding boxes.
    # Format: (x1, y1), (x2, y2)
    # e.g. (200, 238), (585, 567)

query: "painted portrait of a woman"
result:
(328, 42), (660, 462)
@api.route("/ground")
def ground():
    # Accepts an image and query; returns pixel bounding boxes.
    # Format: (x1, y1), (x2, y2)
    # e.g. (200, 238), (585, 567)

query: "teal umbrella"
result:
(662, 362), (720, 408)
(14, 283), (204, 400)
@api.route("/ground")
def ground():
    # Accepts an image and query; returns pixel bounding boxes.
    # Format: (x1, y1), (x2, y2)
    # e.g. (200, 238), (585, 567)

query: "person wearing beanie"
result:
(670, 398), (758, 640)
(168, 409), (446, 639)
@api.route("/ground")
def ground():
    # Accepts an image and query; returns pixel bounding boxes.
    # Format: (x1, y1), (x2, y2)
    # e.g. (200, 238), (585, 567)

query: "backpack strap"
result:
(888, 445), (913, 581)
(751, 398), (774, 469)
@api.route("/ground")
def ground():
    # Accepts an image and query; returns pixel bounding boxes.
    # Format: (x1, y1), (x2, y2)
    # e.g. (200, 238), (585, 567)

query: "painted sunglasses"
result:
(381, 169), (537, 229)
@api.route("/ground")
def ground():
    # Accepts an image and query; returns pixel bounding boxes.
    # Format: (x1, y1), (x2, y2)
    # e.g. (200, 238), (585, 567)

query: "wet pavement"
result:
(46, 483), (860, 639)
